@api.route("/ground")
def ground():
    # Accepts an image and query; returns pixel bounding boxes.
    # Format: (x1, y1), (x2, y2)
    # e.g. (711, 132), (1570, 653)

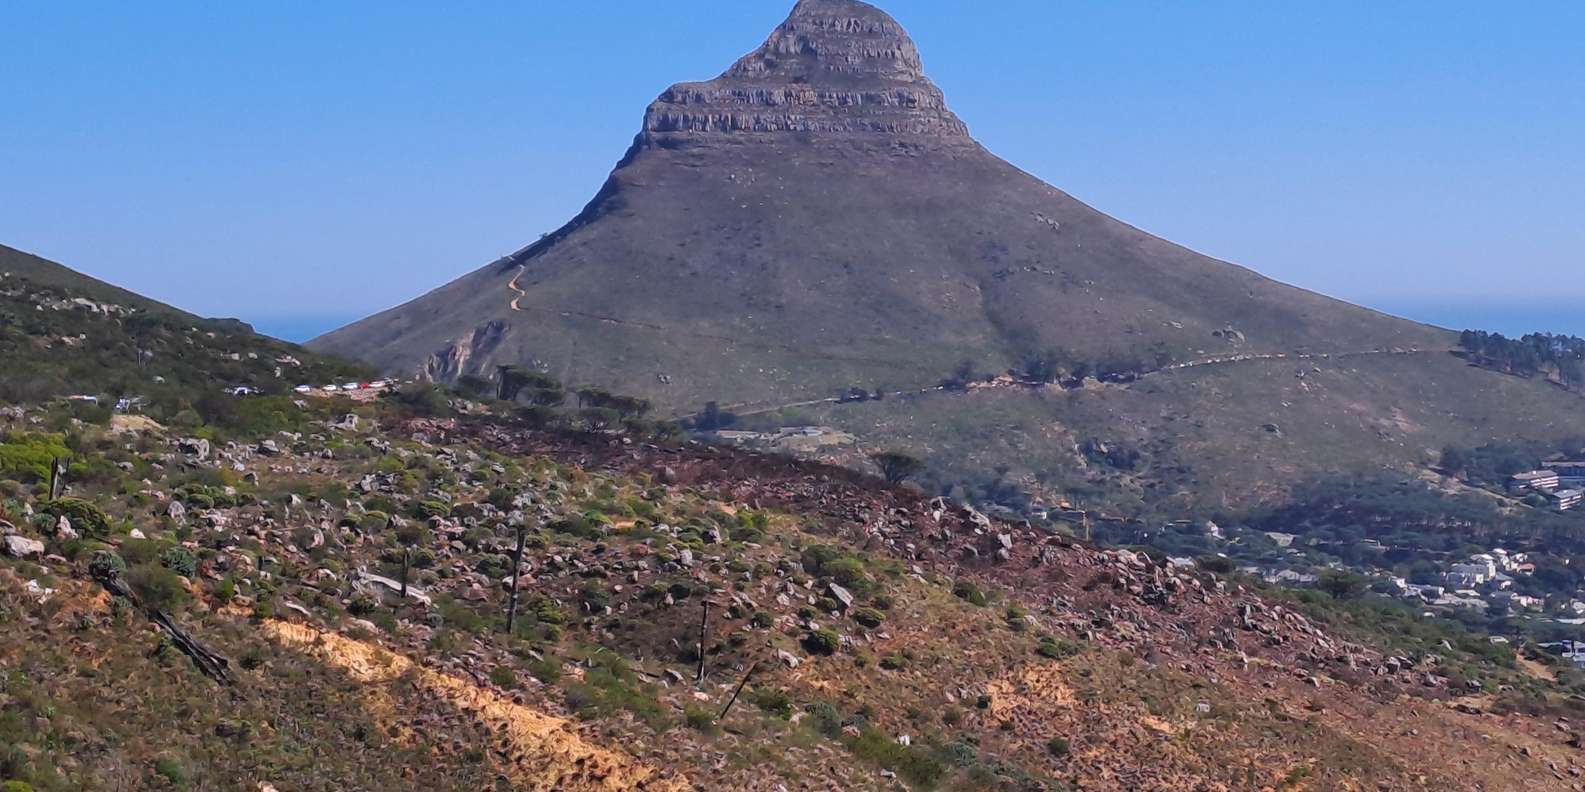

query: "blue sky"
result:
(1, 1), (1581, 341)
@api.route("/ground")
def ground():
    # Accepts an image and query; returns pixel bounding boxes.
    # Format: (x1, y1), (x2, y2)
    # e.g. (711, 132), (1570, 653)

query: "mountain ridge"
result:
(310, 0), (1583, 513)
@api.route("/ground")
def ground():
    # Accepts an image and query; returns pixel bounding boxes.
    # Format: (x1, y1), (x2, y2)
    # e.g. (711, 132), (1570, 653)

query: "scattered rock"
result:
(3, 534), (45, 559)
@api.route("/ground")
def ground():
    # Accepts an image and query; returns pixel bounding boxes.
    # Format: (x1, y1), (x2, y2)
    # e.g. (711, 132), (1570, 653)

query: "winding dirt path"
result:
(702, 348), (1457, 420)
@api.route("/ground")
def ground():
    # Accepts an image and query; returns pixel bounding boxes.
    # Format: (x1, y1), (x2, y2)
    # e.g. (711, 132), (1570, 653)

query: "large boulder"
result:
(3, 534), (45, 559)
(826, 582), (855, 611)
(178, 437), (211, 460)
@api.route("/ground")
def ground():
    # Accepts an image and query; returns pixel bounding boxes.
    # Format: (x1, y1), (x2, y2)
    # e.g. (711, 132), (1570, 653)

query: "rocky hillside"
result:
(4, 388), (1585, 790)
(0, 244), (369, 409)
(310, 0), (1585, 513)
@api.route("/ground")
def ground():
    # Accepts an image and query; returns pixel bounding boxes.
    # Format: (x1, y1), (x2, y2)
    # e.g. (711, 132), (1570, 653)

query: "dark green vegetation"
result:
(0, 245), (368, 410)
(1460, 330), (1585, 390)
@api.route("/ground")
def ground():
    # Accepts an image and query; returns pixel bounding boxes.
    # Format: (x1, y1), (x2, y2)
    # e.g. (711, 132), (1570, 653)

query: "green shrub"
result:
(1047, 736), (1070, 757)
(0, 432), (70, 483)
(413, 500), (451, 520)
(43, 497), (111, 538)
(437, 598), (486, 633)
(1036, 636), (1082, 660)
(802, 629), (840, 656)
(489, 666), (518, 689)
(805, 702), (843, 737)
(119, 538), (167, 566)
(238, 647), (266, 671)
(747, 687), (792, 718)
(952, 579), (988, 606)
(684, 706), (717, 733)
(845, 727), (947, 787)
(128, 564), (190, 612)
(579, 586), (611, 614)
(2, 780), (38, 792)
(851, 608), (885, 629)
(160, 546), (198, 578)
(153, 757), (186, 785)
(1004, 604), (1028, 632)
(87, 549), (126, 580)
(528, 658), (562, 684)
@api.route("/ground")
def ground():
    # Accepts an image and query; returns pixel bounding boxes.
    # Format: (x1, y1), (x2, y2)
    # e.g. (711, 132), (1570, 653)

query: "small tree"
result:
(455, 374), (494, 398)
(869, 451), (925, 485)
(394, 520), (427, 601)
(1318, 569), (1366, 600)
(504, 519), (529, 634)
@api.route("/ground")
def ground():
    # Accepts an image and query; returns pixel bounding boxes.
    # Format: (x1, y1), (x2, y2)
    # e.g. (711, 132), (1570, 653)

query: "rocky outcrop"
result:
(422, 320), (511, 383)
(640, 0), (971, 148)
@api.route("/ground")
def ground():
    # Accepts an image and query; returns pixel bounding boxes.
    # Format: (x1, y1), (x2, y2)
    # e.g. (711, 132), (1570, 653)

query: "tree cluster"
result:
(1460, 330), (1585, 388)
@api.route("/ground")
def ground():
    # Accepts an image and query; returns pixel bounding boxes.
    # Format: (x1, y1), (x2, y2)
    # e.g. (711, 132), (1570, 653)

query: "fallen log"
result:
(95, 567), (231, 684)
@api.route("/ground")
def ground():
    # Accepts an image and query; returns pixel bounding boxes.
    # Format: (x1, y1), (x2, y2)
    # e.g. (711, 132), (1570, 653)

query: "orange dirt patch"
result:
(262, 620), (691, 792)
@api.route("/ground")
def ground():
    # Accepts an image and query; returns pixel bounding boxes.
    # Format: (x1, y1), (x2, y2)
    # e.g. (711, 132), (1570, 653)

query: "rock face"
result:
(3, 534), (45, 559)
(641, 0), (971, 147)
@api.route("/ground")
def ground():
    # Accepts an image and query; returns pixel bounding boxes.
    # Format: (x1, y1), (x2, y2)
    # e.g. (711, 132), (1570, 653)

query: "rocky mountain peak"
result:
(639, 0), (971, 149)
(728, 0), (924, 84)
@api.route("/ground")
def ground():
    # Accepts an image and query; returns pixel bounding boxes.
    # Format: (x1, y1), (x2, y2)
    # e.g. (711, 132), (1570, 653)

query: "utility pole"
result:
(718, 661), (761, 720)
(49, 458), (66, 500)
(399, 546), (411, 601)
(505, 522), (528, 634)
(696, 600), (712, 682)
(496, 364), (512, 401)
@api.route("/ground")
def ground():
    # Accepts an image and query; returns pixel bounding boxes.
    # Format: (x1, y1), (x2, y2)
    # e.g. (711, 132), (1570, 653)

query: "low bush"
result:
(43, 498), (111, 538)
(802, 629), (840, 656)
(851, 608), (885, 629)
(952, 579), (988, 606)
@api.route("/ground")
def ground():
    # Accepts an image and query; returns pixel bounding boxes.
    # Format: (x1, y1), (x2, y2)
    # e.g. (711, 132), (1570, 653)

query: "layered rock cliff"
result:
(640, 0), (971, 147)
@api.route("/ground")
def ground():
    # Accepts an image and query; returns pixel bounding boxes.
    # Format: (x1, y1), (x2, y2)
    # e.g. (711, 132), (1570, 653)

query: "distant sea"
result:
(1364, 299), (1584, 339)
(244, 315), (357, 344)
(236, 301), (1578, 348)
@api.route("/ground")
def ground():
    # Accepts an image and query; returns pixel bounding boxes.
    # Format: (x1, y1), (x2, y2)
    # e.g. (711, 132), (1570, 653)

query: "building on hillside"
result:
(1468, 554), (1499, 579)
(1447, 563), (1491, 586)
(1266, 569), (1318, 587)
(1435, 592), (1489, 610)
(1547, 488), (1585, 511)
(1545, 461), (1585, 482)
(1511, 470), (1561, 493)
(1491, 591), (1543, 611)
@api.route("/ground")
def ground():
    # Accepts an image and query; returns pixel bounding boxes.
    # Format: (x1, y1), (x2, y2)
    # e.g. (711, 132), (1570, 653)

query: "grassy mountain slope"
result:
(0, 244), (187, 317)
(767, 351), (1585, 513)
(0, 244), (369, 411)
(4, 395), (1585, 791)
(308, 0), (1583, 511)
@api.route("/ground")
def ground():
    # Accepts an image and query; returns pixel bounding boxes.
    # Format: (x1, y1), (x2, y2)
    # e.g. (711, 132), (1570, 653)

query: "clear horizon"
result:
(2, 1), (1581, 341)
